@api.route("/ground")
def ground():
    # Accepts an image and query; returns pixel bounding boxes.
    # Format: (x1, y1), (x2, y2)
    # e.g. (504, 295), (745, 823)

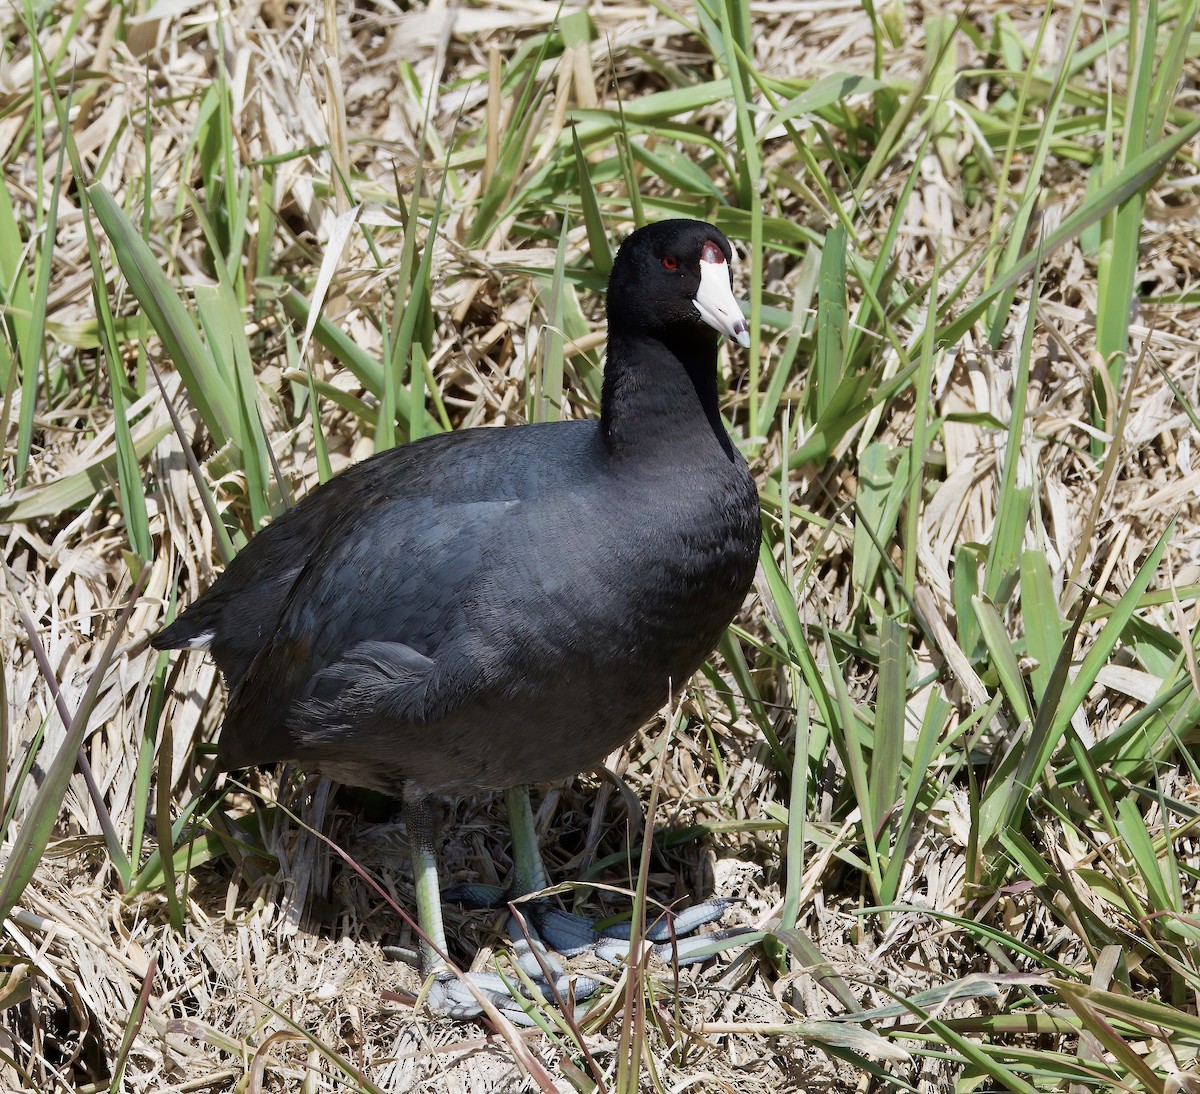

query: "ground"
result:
(2, 1), (1199, 1091)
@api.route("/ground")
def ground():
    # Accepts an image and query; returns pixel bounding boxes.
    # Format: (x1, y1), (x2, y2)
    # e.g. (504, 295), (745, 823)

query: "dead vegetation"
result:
(2, 1), (1200, 1091)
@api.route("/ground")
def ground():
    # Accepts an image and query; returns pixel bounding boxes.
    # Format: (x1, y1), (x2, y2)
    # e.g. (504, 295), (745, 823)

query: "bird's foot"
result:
(530, 900), (751, 965)
(446, 883), (747, 966)
(415, 886), (749, 1021)
(419, 938), (600, 1024)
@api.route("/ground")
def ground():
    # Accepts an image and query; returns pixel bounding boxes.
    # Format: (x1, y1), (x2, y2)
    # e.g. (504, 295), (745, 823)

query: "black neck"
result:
(600, 328), (735, 461)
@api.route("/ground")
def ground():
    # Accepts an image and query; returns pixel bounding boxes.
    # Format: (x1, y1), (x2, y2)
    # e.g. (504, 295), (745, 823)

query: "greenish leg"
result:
(504, 784), (549, 895)
(402, 793), (449, 975)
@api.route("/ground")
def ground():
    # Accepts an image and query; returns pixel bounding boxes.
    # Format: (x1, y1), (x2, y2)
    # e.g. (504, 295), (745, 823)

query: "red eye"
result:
(661, 255), (678, 270)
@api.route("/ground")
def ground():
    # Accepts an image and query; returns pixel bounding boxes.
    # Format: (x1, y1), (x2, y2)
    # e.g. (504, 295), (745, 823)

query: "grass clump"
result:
(1, 1), (1199, 1091)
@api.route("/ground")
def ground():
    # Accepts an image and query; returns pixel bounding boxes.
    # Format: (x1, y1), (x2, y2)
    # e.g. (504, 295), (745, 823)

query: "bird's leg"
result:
(400, 791), (449, 976)
(441, 782), (547, 906)
(449, 785), (746, 969)
(506, 783), (745, 964)
(501, 787), (746, 970)
(402, 787), (595, 1022)
(430, 785), (747, 1019)
(504, 784), (549, 895)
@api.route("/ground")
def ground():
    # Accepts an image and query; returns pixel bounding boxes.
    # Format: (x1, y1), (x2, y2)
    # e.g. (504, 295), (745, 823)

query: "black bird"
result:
(154, 219), (760, 1016)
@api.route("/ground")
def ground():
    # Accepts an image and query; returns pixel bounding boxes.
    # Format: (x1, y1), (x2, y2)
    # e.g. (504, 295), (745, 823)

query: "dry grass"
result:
(3, 1), (1200, 1091)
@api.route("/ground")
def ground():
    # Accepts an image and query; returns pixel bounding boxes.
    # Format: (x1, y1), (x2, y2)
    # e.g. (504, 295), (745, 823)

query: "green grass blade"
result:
(1019, 550), (1062, 705)
(984, 247), (1038, 601)
(0, 160), (34, 422)
(973, 597), (1034, 726)
(0, 570), (144, 921)
(936, 113), (1200, 349)
(11, 1), (48, 484)
(814, 225), (847, 419)
(571, 128), (612, 276)
(193, 278), (274, 526)
(825, 631), (883, 902)
(89, 183), (237, 444)
(872, 614), (905, 856)
(536, 214), (570, 424)
(852, 444), (910, 596)
(1049, 520), (1175, 744)
(984, 0), (1083, 346)
(0, 420), (172, 521)
(50, 85), (158, 562)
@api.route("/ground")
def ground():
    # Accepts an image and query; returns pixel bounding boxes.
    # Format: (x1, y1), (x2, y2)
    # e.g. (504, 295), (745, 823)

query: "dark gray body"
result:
(155, 219), (761, 803)
(158, 419), (758, 797)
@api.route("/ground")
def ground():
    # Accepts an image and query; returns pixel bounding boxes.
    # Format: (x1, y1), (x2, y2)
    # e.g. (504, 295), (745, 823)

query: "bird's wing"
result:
(155, 437), (458, 685)
(214, 491), (538, 769)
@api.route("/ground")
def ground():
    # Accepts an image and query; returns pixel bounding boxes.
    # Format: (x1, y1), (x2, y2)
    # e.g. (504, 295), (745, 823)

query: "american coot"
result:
(154, 219), (760, 1018)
